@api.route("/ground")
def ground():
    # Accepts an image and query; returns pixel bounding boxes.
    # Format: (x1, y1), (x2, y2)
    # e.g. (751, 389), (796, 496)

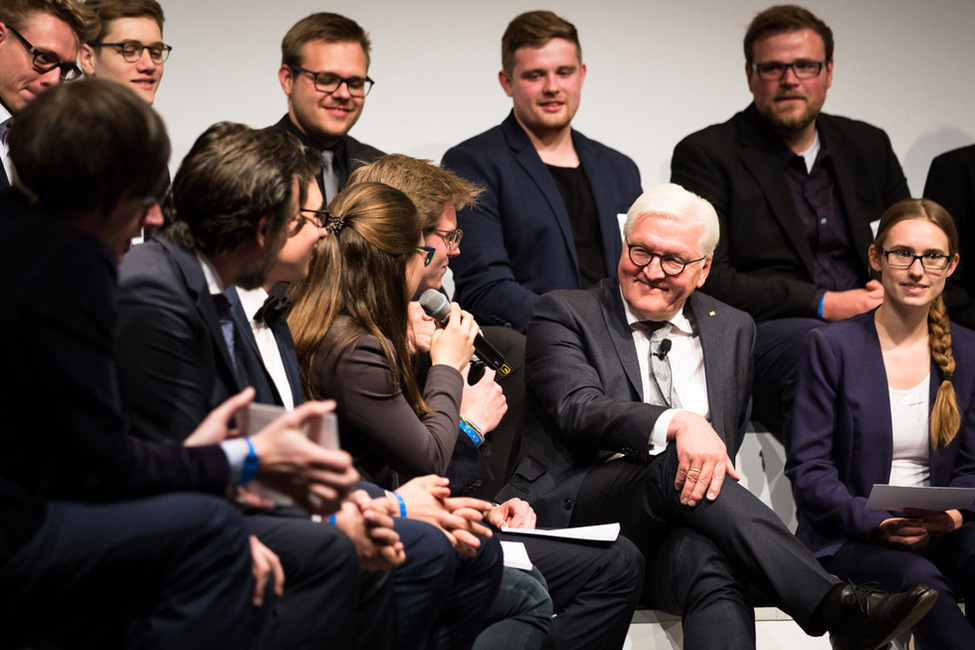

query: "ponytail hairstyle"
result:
(287, 182), (429, 414)
(875, 198), (960, 447)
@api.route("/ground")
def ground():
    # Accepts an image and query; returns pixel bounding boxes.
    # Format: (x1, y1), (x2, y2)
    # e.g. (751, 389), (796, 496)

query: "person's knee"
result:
(494, 567), (554, 621)
(608, 536), (646, 584)
(894, 556), (951, 592)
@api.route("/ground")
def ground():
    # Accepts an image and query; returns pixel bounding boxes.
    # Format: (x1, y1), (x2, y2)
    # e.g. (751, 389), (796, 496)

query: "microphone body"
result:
(418, 290), (511, 376)
(654, 339), (672, 360)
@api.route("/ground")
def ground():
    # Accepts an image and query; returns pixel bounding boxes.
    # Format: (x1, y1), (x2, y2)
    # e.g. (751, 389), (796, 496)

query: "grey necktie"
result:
(321, 149), (339, 202)
(212, 293), (238, 374)
(645, 323), (680, 408)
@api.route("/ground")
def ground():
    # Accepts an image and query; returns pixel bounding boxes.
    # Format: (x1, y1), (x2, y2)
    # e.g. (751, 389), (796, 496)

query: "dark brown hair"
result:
(9, 77), (168, 214)
(501, 10), (580, 76)
(281, 12), (371, 69)
(84, 0), (163, 43)
(287, 182), (428, 414)
(163, 123), (320, 257)
(743, 5), (833, 66)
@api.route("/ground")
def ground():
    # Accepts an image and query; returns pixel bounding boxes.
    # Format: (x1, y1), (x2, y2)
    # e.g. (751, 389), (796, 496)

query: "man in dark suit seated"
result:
(925, 144), (975, 328)
(441, 10), (642, 331)
(498, 183), (937, 650)
(115, 122), (405, 650)
(671, 4), (910, 438)
(0, 78), (360, 649)
(273, 12), (384, 204)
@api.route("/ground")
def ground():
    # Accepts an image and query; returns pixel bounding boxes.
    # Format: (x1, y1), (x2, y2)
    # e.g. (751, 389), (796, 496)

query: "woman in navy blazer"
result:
(788, 198), (975, 648)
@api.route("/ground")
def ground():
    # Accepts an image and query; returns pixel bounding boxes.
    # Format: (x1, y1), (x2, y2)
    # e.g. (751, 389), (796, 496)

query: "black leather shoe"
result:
(827, 582), (937, 650)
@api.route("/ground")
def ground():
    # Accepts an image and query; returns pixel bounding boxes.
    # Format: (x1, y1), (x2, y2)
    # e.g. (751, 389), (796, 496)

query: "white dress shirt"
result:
(235, 286), (295, 410)
(621, 289), (710, 456)
(1, 103), (14, 185)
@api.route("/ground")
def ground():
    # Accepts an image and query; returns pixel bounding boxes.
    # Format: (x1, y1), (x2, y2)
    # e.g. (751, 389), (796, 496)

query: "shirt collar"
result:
(236, 286), (270, 322)
(196, 253), (225, 294)
(781, 126), (830, 172)
(620, 287), (693, 334)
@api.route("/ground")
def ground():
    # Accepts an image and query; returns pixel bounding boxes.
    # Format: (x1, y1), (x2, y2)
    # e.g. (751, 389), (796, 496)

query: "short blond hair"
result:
(348, 154), (481, 234)
(1, 0), (97, 43)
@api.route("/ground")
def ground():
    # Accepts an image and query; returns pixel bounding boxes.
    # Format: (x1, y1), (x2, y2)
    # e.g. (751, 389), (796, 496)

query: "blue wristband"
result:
(328, 514), (337, 525)
(459, 417), (484, 446)
(817, 295), (826, 320)
(393, 491), (407, 518)
(241, 437), (259, 485)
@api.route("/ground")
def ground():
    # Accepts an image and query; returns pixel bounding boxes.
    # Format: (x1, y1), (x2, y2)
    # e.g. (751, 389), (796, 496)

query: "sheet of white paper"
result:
(500, 522), (620, 543)
(865, 484), (975, 511)
(500, 541), (533, 571)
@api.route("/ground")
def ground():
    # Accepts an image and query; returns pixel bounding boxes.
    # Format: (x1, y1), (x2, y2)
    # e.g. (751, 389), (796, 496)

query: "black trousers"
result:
(0, 494), (253, 650)
(499, 532), (645, 650)
(572, 445), (838, 650)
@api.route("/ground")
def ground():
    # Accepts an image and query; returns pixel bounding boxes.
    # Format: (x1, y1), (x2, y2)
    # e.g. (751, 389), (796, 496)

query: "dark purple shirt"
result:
(782, 132), (865, 312)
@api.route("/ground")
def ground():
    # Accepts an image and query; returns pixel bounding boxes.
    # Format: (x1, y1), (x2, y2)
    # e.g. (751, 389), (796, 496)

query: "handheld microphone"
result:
(654, 339), (672, 360)
(418, 289), (511, 376)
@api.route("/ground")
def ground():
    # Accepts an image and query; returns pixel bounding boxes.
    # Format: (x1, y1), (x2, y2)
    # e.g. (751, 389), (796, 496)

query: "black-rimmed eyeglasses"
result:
(91, 40), (172, 63)
(289, 208), (329, 236)
(626, 241), (706, 277)
(432, 228), (463, 251)
(750, 59), (826, 81)
(291, 66), (374, 97)
(880, 248), (953, 271)
(8, 26), (81, 81)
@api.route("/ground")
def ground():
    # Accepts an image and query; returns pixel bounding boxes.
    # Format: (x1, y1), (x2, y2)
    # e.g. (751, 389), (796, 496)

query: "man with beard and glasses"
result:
(671, 4), (909, 441)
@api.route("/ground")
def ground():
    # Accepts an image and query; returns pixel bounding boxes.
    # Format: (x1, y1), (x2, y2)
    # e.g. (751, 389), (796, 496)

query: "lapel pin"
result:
(709, 310), (716, 317)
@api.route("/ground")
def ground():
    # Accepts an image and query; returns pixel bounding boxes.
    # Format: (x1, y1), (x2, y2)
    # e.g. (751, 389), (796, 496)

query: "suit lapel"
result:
(688, 293), (731, 437)
(599, 279), (644, 400)
(576, 135), (624, 278)
(160, 238), (243, 392)
(502, 114), (578, 274)
(737, 106), (816, 278)
(270, 317), (305, 406)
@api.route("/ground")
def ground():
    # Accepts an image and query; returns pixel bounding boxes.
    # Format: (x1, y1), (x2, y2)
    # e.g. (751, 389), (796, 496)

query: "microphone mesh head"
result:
(418, 289), (451, 322)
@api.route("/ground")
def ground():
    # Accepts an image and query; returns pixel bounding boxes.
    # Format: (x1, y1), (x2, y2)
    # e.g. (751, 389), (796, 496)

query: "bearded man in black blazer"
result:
(671, 5), (909, 436)
(499, 183), (937, 650)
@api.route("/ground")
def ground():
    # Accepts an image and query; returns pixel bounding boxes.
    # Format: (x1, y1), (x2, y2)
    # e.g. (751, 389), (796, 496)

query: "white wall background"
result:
(155, 0), (975, 196)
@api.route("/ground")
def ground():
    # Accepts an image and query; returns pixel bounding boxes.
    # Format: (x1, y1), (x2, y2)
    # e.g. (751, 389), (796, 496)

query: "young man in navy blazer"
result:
(442, 10), (641, 331)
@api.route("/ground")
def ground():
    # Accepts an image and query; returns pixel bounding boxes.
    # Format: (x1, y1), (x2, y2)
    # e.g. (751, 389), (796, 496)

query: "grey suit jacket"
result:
(497, 277), (755, 527)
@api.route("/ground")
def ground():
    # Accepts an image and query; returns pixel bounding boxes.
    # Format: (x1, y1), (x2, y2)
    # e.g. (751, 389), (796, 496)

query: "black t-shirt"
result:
(546, 163), (606, 289)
